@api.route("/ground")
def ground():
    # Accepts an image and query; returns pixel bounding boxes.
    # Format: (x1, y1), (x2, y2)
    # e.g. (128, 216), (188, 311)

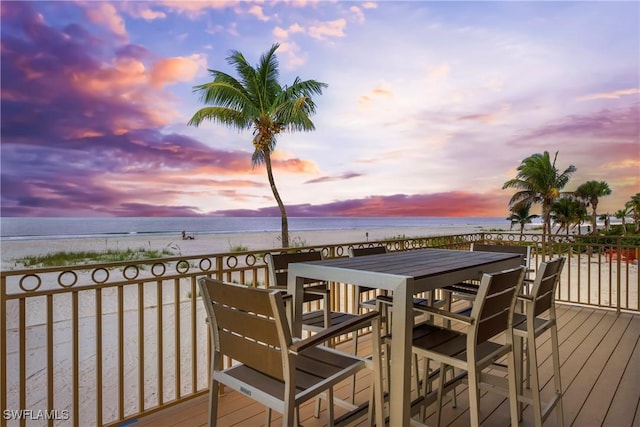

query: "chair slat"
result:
(206, 280), (273, 316)
(349, 246), (387, 257)
(218, 330), (284, 381)
(476, 310), (510, 343)
(213, 304), (280, 347)
(480, 289), (516, 319)
(270, 251), (322, 271)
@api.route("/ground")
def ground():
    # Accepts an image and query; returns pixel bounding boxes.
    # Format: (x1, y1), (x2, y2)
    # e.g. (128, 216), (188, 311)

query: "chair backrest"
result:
(472, 243), (531, 269)
(470, 266), (525, 345)
(348, 246), (388, 297)
(348, 246), (388, 258)
(528, 257), (565, 317)
(266, 251), (323, 287)
(198, 277), (291, 381)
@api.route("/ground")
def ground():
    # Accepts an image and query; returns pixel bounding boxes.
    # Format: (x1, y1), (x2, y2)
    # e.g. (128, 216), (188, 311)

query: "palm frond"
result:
(188, 106), (250, 129)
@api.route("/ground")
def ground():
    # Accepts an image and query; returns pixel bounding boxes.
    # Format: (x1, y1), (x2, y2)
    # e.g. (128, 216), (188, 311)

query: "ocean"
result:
(0, 217), (516, 241)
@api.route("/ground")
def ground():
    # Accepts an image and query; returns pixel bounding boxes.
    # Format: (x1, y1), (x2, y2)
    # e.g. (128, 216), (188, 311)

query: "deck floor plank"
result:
(572, 313), (636, 426)
(602, 314), (640, 427)
(136, 305), (640, 427)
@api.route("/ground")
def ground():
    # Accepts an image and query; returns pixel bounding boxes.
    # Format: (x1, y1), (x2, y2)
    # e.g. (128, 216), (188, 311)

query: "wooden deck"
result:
(136, 304), (640, 426)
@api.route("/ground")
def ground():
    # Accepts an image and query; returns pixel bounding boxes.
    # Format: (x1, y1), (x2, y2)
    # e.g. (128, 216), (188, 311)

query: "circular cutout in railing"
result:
(225, 256), (238, 269)
(123, 265), (140, 281)
(176, 259), (191, 273)
(199, 258), (213, 271)
(91, 268), (110, 284)
(151, 262), (166, 277)
(58, 270), (78, 288)
(19, 274), (42, 292)
(245, 254), (256, 267)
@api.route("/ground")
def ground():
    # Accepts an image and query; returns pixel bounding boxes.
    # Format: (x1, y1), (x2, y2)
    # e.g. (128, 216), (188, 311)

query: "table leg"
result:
(389, 281), (413, 425)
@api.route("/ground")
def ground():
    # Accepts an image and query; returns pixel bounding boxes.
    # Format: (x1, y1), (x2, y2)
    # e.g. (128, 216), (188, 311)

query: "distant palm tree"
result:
(615, 207), (631, 235)
(626, 192), (640, 233)
(598, 213), (611, 231)
(503, 151), (576, 253)
(506, 202), (539, 239)
(575, 180), (612, 234)
(551, 196), (587, 236)
(188, 44), (327, 247)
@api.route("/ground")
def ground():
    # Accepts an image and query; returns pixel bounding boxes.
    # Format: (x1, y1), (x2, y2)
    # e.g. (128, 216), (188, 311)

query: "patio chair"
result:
(349, 246), (390, 312)
(198, 277), (384, 427)
(409, 266), (525, 427)
(512, 256), (565, 427)
(266, 251), (365, 407)
(443, 243), (532, 312)
(266, 251), (359, 333)
(349, 245), (446, 313)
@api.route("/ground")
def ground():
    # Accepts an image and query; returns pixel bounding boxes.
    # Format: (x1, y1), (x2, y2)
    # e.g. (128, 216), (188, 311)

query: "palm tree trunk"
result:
(543, 203), (552, 260)
(264, 151), (289, 248)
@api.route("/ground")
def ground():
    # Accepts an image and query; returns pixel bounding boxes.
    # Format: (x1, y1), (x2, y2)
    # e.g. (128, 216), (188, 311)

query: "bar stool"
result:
(512, 256), (565, 427)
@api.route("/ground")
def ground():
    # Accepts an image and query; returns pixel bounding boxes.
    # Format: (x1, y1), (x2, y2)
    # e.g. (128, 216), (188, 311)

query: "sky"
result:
(1, 0), (638, 218)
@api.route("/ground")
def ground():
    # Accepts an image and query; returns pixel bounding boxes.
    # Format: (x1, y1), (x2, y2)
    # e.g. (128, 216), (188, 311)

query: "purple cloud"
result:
(304, 172), (364, 184)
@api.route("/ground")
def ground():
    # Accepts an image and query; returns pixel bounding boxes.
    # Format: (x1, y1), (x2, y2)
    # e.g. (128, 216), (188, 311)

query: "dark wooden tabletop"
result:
(299, 248), (522, 281)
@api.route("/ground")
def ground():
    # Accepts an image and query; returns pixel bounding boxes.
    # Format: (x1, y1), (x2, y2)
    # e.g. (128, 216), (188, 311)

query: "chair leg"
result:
(264, 408), (271, 427)
(350, 328), (359, 403)
(506, 349), (520, 427)
(514, 334), (524, 421)
(314, 395), (321, 418)
(413, 353), (420, 399)
(326, 388), (335, 427)
(208, 378), (219, 427)
(528, 333), (543, 427)
(448, 366), (457, 408)
(435, 362), (446, 427)
(551, 324), (564, 427)
(283, 402), (296, 427)
(467, 364), (481, 427)
(371, 319), (385, 427)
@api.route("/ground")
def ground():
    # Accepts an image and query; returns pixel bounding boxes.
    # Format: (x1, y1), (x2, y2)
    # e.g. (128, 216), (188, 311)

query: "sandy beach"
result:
(1, 224), (498, 271)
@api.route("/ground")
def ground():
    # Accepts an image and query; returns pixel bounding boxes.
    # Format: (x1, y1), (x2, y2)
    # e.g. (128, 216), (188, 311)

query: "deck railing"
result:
(1, 232), (637, 426)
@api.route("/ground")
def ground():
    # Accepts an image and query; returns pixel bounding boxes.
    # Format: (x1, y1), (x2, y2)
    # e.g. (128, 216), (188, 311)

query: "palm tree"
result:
(550, 196), (587, 236)
(626, 192), (640, 233)
(615, 207), (631, 235)
(575, 180), (612, 234)
(598, 213), (611, 231)
(503, 151), (577, 253)
(188, 44), (327, 247)
(506, 202), (539, 240)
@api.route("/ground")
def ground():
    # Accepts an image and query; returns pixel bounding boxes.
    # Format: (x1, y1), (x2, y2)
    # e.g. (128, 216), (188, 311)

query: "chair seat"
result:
(377, 295), (445, 310)
(219, 345), (366, 406)
(410, 323), (513, 367)
(442, 282), (480, 300)
(512, 313), (554, 335)
(301, 310), (360, 332)
(413, 297), (445, 308)
(359, 298), (378, 310)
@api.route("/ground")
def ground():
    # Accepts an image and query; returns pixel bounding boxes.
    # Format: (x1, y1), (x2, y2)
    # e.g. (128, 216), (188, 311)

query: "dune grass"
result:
(13, 246), (179, 268)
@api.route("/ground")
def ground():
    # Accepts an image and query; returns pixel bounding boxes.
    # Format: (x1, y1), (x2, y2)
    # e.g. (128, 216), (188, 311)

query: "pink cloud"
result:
(149, 55), (207, 87)
(216, 192), (511, 217)
(84, 2), (128, 38)
(308, 19), (346, 40)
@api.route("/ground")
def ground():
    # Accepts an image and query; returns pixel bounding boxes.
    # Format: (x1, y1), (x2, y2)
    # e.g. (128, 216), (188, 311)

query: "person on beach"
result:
(182, 230), (195, 240)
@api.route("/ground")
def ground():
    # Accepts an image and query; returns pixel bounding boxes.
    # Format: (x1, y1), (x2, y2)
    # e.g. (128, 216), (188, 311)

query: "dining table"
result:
(287, 247), (522, 426)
